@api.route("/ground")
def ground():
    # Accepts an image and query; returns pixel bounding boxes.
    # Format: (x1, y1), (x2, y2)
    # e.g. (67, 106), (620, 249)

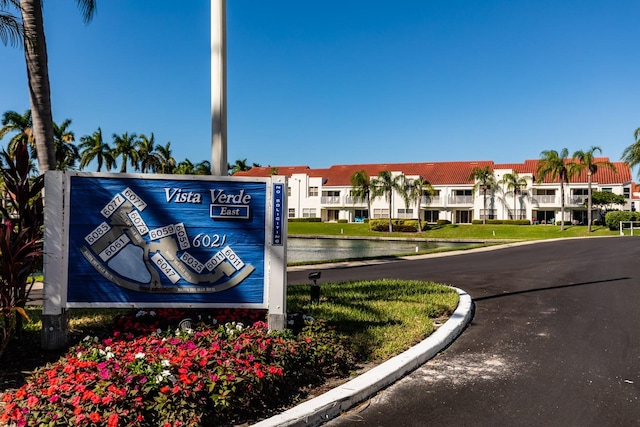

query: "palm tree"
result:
(500, 171), (529, 220)
(78, 127), (115, 172)
(0, 2), (23, 47)
(0, 110), (34, 156)
(14, 0), (97, 173)
(470, 166), (496, 225)
(136, 133), (161, 173)
(53, 118), (79, 170)
(229, 158), (251, 175)
(112, 132), (139, 173)
(621, 127), (640, 180)
(194, 160), (212, 175)
(572, 146), (616, 232)
(403, 176), (435, 232)
(371, 170), (405, 232)
(349, 170), (372, 221)
(536, 148), (573, 231)
(156, 141), (176, 174)
(174, 159), (195, 175)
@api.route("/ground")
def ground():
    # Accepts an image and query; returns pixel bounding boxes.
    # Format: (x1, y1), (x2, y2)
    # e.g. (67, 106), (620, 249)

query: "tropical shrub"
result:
(0, 140), (44, 357)
(605, 210), (640, 231)
(288, 218), (322, 223)
(0, 308), (355, 426)
(436, 219), (451, 225)
(369, 219), (418, 232)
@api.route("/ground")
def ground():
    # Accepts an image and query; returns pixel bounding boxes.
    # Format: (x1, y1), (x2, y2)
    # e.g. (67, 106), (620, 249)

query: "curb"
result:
(252, 287), (474, 427)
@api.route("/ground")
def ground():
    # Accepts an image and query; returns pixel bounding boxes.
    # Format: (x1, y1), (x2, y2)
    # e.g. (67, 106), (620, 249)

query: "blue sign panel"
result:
(66, 176), (267, 305)
(272, 183), (284, 245)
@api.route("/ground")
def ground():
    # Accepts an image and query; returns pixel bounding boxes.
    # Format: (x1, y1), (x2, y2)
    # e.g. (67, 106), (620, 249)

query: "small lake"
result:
(287, 237), (476, 263)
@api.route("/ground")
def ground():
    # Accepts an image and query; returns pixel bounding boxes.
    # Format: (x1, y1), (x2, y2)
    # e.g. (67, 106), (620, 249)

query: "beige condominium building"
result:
(236, 159), (636, 225)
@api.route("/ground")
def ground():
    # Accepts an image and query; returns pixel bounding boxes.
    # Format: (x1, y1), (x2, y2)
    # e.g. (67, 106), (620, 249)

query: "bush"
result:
(0, 309), (355, 427)
(337, 219), (348, 223)
(288, 217), (322, 223)
(605, 210), (640, 230)
(369, 219), (418, 232)
(436, 219), (451, 225)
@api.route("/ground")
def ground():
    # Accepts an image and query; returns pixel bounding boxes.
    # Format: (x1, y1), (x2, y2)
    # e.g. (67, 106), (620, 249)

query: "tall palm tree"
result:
(53, 118), (78, 170)
(403, 176), (435, 232)
(78, 127), (114, 172)
(0, 109), (34, 156)
(136, 133), (161, 173)
(470, 166), (496, 225)
(572, 146), (616, 232)
(500, 171), (529, 220)
(371, 170), (405, 232)
(155, 141), (176, 174)
(537, 148), (573, 231)
(350, 170), (372, 221)
(112, 132), (139, 173)
(16, 0), (97, 173)
(173, 159), (195, 175)
(621, 127), (640, 180)
(0, 2), (23, 47)
(195, 160), (212, 175)
(229, 158), (250, 175)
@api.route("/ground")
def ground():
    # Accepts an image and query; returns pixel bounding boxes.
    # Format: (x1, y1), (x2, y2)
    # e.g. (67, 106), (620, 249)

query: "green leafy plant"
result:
(0, 139), (43, 356)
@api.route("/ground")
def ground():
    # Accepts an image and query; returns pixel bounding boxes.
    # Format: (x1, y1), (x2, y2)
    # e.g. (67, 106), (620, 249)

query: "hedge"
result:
(369, 219), (419, 232)
(288, 217), (322, 222)
(605, 210), (640, 230)
(471, 219), (531, 225)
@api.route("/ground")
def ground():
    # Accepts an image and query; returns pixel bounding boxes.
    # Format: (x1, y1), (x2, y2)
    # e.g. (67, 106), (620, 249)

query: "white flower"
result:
(135, 352), (145, 359)
(161, 359), (170, 367)
(77, 352), (83, 359)
(105, 352), (114, 360)
(155, 375), (164, 384)
(136, 310), (147, 318)
(149, 310), (156, 317)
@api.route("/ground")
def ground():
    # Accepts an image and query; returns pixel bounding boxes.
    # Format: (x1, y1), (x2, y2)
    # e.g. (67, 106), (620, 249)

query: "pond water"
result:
(287, 238), (475, 263)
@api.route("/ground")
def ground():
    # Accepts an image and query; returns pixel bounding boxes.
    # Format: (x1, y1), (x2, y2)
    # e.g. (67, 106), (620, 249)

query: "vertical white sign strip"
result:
(267, 175), (288, 330)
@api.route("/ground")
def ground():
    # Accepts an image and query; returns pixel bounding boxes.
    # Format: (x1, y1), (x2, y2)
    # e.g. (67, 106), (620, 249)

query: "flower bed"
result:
(0, 309), (355, 426)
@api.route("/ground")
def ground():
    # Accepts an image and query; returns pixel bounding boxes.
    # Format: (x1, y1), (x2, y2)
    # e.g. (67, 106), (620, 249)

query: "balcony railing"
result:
(532, 195), (557, 204)
(321, 196), (341, 204)
(568, 195), (587, 206)
(421, 195), (442, 205)
(448, 195), (473, 204)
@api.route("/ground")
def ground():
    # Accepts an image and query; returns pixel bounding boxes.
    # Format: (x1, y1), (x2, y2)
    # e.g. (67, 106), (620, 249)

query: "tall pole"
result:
(211, 0), (227, 176)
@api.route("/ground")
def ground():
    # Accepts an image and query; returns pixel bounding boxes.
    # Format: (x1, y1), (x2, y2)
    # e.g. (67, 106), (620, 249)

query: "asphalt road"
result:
(289, 237), (640, 427)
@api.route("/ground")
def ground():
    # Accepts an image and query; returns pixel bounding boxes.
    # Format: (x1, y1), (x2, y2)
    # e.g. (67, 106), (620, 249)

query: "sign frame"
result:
(43, 171), (287, 329)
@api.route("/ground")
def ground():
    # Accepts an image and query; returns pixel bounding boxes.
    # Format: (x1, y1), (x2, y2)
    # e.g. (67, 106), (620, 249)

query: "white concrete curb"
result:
(252, 287), (474, 427)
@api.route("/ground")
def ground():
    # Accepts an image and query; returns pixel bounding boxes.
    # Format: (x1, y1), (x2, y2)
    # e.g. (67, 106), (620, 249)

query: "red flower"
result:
(89, 412), (101, 422)
(108, 413), (119, 427)
(160, 386), (170, 393)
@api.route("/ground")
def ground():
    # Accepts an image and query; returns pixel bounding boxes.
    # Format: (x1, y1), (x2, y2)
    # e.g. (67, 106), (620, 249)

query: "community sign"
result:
(43, 172), (287, 313)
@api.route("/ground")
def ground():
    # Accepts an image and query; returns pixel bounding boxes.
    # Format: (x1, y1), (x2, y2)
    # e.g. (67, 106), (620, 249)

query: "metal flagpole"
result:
(211, 0), (227, 176)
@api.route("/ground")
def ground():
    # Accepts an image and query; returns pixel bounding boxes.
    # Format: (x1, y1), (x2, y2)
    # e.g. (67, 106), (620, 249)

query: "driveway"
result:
(288, 237), (640, 426)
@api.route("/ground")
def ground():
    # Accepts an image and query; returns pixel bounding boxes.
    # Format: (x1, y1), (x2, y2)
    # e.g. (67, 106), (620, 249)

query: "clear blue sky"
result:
(1, 0), (639, 172)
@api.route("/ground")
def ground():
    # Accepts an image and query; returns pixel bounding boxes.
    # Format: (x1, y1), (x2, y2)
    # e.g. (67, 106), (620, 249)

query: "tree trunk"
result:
(387, 192), (392, 232)
(20, 0), (56, 173)
(560, 181), (565, 231)
(587, 172), (593, 232)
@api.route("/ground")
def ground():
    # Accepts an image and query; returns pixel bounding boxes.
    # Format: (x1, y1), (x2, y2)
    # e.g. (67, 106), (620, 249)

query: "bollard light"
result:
(308, 271), (321, 303)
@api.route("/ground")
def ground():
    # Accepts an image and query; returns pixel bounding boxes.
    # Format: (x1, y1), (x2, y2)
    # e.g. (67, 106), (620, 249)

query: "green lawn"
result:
(288, 221), (620, 240)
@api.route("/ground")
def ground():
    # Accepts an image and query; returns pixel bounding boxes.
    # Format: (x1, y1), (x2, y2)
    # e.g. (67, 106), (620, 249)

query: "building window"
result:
(308, 187), (318, 197)
(423, 210), (439, 223)
(624, 187), (630, 198)
(287, 187), (291, 196)
(288, 208), (296, 218)
(397, 208), (413, 219)
(302, 208), (317, 218)
(480, 209), (497, 220)
(572, 188), (588, 196)
(373, 208), (389, 219)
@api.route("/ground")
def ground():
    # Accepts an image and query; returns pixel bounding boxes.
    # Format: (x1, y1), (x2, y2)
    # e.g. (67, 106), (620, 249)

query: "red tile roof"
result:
(233, 159), (632, 186)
